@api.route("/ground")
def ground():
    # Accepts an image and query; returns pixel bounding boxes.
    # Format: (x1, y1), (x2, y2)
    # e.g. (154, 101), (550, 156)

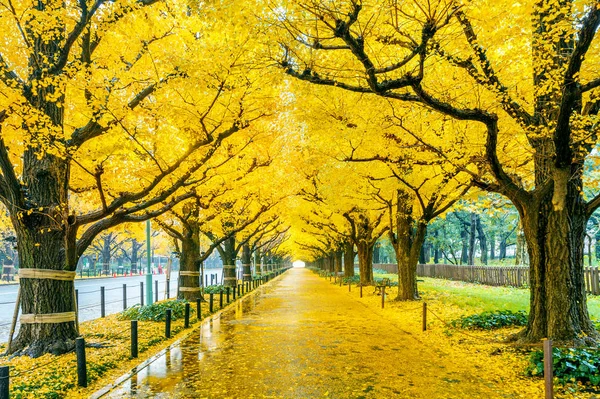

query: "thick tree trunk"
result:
(516, 228), (525, 265)
(178, 225), (201, 301)
(241, 244), (252, 282)
(10, 153), (79, 356)
(499, 238), (507, 260)
(343, 241), (355, 277)
(356, 242), (374, 285)
(101, 235), (111, 275)
(254, 248), (262, 276)
(334, 249), (342, 275)
(489, 232), (496, 260)
(517, 159), (595, 342)
(219, 237), (237, 287)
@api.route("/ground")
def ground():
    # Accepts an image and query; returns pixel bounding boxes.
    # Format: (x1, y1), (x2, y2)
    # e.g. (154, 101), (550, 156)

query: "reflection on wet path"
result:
(103, 269), (507, 399)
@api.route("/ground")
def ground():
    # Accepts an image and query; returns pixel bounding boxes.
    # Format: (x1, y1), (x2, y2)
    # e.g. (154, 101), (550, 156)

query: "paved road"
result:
(101, 268), (517, 399)
(0, 269), (226, 342)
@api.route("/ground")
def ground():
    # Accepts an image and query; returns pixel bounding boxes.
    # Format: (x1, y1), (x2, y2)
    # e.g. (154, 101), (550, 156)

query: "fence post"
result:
(155, 280), (159, 303)
(544, 339), (554, 399)
(0, 366), (9, 399)
(237, 284), (241, 297)
(166, 279), (170, 299)
(219, 291), (223, 308)
(381, 286), (385, 309)
(131, 320), (138, 358)
(197, 298), (202, 320)
(242, 283), (245, 295)
(360, 285), (363, 298)
(75, 289), (79, 310)
(140, 282), (144, 307)
(100, 287), (105, 318)
(233, 284), (237, 300)
(422, 302), (427, 331)
(348, 282), (351, 292)
(123, 284), (127, 310)
(209, 293), (214, 313)
(205, 275), (208, 287)
(76, 337), (87, 387)
(184, 303), (190, 328)
(226, 287), (230, 303)
(165, 308), (172, 338)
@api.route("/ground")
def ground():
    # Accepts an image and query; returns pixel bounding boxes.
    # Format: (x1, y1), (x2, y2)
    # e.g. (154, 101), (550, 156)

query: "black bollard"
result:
(422, 303), (427, 332)
(0, 366), (8, 399)
(237, 284), (241, 297)
(233, 285), (236, 300)
(76, 337), (87, 387)
(100, 287), (105, 318)
(155, 280), (159, 303)
(242, 283), (245, 295)
(75, 289), (79, 310)
(197, 298), (202, 320)
(131, 320), (138, 358)
(166, 279), (170, 299)
(360, 285), (363, 298)
(219, 291), (223, 308)
(205, 275), (208, 287)
(184, 303), (190, 328)
(123, 284), (127, 310)
(140, 282), (144, 307)
(165, 308), (172, 338)
(226, 287), (230, 303)
(209, 293), (214, 313)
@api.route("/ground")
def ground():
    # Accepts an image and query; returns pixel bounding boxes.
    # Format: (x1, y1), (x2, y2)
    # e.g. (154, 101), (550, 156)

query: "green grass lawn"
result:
(375, 272), (600, 320)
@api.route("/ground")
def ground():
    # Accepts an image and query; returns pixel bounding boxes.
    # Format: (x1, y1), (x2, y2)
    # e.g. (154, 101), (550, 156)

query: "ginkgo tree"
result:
(0, 0), (276, 356)
(275, 0), (600, 342)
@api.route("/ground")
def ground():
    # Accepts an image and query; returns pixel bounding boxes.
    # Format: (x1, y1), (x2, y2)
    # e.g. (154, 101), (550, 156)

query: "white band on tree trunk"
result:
(179, 271), (201, 276)
(243, 274), (251, 277)
(179, 287), (202, 292)
(223, 277), (237, 281)
(19, 269), (76, 281)
(20, 311), (76, 324)
(222, 265), (236, 269)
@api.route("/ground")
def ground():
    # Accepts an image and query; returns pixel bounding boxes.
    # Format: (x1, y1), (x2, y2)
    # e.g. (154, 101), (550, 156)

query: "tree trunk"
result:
(499, 238), (507, 260)
(343, 241), (355, 277)
(476, 216), (488, 265)
(130, 239), (140, 274)
(373, 243), (380, 264)
(101, 235), (112, 275)
(10, 153), (79, 356)
(489, 232), (496, 260)
(356, 242), (374, 285)
(241, 244), (252, 282)
(468, 213), (476, 265)
(595, 230), (600, 262)
(219, 237), (237, 287)
(460, 221), (469, 264)
(516, 228), (525, 265)
(519, 166), (597, 342)
(178, 233), (201, 301)
(254, 247), (262, 276)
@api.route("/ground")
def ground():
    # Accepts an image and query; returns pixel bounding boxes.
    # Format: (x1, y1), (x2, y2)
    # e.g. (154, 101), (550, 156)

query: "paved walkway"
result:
(102, 268), (513, 398)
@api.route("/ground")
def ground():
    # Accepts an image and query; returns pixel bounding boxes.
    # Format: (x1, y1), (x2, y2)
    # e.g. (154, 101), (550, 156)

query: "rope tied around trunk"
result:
(179, 271), (201, 276)
(20, 312), (77, 324)
(222, 265), (236, 269)
(18, 269), (76, 281)
(179, 287), (202, 291)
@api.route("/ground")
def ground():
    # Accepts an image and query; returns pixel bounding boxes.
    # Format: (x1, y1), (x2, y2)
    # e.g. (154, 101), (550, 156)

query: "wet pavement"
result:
(101, 268), (512, 399)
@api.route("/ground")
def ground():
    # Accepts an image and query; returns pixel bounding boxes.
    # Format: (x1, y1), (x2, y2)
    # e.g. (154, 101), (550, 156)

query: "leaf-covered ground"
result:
(102, 268), (557, 398)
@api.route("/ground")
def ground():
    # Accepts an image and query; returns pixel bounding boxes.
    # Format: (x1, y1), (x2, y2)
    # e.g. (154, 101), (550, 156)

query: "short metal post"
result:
(155, 280), (159, 303)
(123, 284), (127, 310)
(237, 284), (241, 296)
(76, 337), (87, 387)
(197, 298), (202, 320)
(219, 291), (223, 308)
(348, 282), (351, 292)
(360, 285), (363, 298)
(233, 285), (237, 300)
(422, 302), (427, 331)
(165, 308), (172, 338)
(381, 286), (385, 309)
(100, 286), (105, 318)
(184, 303), (190, 328)
(209, 293), (214, 313)
(544, 339), (554, 399)
(242, 283), (245, 295)
(140, 282), (144, 307)
(226, 287), (230, 303)
(131, 320), (138, 358)
(205, 275), (208, 287)
(0, 366), (9, 399)
(166, 279), (170, 299)
(75, 289), (79, 309)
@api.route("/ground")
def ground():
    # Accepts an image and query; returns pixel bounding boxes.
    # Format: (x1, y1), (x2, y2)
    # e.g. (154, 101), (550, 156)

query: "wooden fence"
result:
(373, 263), (600, 295)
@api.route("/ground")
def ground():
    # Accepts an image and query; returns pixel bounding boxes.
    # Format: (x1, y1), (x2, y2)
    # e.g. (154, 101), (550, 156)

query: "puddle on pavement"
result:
(105, 285), (269, 398)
